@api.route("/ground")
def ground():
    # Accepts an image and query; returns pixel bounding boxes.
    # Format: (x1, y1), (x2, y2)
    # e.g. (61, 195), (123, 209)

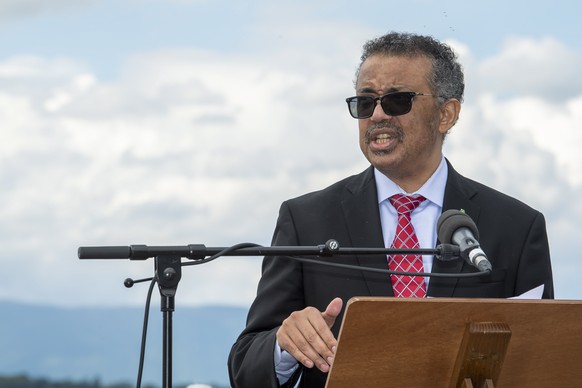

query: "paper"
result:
(509, 284), (544, 299)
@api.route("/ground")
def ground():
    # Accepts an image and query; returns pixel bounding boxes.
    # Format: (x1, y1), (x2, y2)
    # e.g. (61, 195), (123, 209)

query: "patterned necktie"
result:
(388, 194), (427, 298)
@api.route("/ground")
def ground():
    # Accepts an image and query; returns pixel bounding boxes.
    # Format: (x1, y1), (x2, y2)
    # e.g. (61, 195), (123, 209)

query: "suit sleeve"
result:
(228, 202), (305, 388)
(515, 211), (554, 298)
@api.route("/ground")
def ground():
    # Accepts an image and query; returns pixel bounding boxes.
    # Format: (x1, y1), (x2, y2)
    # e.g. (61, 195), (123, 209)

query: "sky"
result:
(1, 0), (581, 309)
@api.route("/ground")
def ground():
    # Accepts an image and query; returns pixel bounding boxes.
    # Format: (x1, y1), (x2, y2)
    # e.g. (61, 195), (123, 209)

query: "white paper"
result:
(509, 284), (544, 299)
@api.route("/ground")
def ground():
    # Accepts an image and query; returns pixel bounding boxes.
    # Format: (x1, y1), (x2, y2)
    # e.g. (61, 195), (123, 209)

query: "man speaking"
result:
(228, 31), (554, 388)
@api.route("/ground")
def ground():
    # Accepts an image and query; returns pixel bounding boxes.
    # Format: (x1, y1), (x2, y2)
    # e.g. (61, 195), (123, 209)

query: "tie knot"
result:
(389, 194), (426, 214)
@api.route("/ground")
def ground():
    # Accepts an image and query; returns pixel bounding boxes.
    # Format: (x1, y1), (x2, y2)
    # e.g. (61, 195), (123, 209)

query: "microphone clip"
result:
(318, 239), (341, 257)
(434, 244), (461, 262)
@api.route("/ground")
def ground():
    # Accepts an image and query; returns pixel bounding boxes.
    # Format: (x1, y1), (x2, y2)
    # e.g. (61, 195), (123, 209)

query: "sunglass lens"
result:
(348, 97), (374, 118)
(381, 93), (412, 116)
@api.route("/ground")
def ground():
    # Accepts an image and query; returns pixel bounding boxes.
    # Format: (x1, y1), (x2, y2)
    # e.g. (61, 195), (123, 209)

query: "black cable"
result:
(136, 277), (157, 388)
(286, 256), (491, 277)
(181, 242), (262, 266)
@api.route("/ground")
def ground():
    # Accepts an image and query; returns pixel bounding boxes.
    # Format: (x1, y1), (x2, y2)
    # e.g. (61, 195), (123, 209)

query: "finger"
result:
(322, 297), (343, 328)
(278, 318), (330, 371)
(296, 300), (342, 359)
(313, 297), (343, 353)
(278, 309), (336, 371)
(291, 308), (335, 361)
(276, 327), (315, 369)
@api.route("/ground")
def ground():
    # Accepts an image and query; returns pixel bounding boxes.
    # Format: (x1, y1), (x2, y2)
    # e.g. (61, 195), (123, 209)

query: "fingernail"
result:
(305, 359), (314, 368)
(327, 356), (334, 365)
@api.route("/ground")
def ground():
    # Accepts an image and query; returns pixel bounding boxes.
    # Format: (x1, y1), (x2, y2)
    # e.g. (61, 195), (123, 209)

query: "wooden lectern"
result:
(325, 297), (582, 388)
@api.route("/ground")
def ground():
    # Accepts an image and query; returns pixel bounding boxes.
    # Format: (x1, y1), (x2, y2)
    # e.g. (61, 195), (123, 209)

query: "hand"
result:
(276, 297), (343, 373)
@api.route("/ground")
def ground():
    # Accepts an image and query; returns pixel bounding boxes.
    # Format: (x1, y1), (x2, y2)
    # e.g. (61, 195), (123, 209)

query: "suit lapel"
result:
(428, 160), (481, 297)
(341, 167), (394, 297)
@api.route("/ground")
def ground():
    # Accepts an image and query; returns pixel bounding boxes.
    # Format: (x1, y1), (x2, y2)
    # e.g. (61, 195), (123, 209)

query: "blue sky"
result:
(1, 0), (581, 309)
(3, 1), (581, 77)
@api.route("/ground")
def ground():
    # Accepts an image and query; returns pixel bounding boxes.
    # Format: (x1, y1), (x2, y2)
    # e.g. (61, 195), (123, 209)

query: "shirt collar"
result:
(374, 156), (448, 207)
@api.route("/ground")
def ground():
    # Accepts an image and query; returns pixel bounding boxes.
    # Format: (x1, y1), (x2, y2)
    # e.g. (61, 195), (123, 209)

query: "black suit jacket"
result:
(228, 161), (554, 388)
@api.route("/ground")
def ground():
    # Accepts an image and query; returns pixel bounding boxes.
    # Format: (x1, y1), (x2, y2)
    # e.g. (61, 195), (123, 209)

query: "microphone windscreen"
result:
(437, 210), (479, 244)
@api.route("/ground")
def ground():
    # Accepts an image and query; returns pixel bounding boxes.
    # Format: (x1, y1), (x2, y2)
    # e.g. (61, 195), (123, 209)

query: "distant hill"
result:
(0, 300), (248, 387)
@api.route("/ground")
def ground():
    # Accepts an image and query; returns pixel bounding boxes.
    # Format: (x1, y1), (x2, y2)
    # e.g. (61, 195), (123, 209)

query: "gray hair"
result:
(356, 32), (464, 104)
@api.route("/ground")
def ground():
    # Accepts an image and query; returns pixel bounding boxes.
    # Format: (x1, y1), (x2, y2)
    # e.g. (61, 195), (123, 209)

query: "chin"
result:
(367, 148), (399, 164)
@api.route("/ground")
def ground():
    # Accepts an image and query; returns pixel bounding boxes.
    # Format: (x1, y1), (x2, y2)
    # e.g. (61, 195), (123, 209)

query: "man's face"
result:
(356, 54), (448, 190)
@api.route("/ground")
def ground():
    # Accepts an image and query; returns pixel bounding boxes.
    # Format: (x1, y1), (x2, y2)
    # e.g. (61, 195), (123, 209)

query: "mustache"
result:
(365, 121), (404, 144)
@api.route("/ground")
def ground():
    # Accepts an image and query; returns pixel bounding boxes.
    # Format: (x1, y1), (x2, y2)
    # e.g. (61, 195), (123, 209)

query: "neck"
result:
(380, 156), (443, 193)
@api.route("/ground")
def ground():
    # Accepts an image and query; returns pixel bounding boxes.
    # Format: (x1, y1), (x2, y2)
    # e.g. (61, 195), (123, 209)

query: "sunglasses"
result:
(345, 91), (435, 119)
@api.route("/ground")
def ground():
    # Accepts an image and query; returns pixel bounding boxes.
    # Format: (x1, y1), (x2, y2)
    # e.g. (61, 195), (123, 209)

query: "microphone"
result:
(437, 210), (492, 273)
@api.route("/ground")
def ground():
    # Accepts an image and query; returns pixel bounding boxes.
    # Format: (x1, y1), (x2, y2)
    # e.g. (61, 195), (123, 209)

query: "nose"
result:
(370, 99), (391, 121)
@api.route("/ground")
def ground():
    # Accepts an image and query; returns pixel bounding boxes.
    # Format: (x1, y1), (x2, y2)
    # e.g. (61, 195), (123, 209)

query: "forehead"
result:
(356, 54), (432, 93)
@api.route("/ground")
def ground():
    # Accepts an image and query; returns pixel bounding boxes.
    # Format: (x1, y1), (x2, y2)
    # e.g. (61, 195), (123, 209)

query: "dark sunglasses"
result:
(345, 91), (435, 119)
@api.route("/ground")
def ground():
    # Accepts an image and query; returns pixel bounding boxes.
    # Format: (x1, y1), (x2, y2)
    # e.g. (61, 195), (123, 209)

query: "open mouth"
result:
(374, 133), (393, 144)
(368, 130), (402, 147)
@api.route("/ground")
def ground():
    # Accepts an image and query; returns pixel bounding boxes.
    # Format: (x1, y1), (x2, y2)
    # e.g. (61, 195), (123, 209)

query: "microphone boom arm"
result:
(78, 240), (460, 261)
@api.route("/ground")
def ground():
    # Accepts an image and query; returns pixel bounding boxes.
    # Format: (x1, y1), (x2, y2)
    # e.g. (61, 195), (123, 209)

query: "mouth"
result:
(374, 133), (395, 144)
(366, 128), (403, 151)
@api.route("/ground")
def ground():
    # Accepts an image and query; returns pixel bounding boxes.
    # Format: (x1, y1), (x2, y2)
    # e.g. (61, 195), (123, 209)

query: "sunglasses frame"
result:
(345, 91), (435, 119)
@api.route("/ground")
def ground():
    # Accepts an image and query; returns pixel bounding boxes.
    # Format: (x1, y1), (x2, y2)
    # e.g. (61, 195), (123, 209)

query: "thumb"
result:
(322, 297), (343, 328)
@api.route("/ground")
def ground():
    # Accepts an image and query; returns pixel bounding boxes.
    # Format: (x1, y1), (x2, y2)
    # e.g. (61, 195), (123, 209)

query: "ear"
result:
(438, 98), (461, 135)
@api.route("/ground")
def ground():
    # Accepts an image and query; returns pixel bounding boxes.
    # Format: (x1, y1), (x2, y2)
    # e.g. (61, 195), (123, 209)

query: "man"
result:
(228, 32), (553, 388)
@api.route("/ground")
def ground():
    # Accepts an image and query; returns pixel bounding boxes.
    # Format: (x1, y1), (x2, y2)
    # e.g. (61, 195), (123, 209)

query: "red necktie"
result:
(388, 194), (427, 298)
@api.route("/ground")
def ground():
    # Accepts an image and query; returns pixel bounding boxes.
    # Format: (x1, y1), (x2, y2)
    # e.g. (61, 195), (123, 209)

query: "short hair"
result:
(356, 32), (465, 103)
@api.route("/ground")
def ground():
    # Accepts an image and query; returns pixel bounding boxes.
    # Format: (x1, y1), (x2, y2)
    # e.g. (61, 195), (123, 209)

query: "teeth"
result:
(375, 133), (391, 144)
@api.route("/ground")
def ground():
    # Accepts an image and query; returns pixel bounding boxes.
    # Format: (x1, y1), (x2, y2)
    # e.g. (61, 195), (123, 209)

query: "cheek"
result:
(358, 121), (369, 141)
(357, 124), (369, 154)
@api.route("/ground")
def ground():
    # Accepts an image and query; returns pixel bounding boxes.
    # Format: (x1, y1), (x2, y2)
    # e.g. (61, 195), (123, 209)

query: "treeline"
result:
(0, 375), (152, 388)
(0, 375), (224, 388)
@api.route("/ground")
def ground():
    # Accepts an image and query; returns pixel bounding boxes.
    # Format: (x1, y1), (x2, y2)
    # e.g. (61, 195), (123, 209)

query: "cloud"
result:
(1, 32), (581, 308)
(0, 0), (94, 21)
(479, 94), (582, 185)
(0, 45), (365, 307)
(476, 36), (582, 100)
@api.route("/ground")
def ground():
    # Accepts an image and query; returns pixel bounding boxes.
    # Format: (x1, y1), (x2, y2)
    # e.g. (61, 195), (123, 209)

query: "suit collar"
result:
(342, 166), (395, 296)
(441, 159), (481, 220)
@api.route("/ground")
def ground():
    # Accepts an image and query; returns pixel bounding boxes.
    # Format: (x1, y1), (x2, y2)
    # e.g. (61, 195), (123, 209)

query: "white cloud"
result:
(0, 0), (94, 21)
(1, 32), (581, 307)
(0, 56), (85, 78)
(44, 73), (97, 112)
(0, 45), (364, 307)
(477, 94), (582, 186)
(476, 36), (582, 100)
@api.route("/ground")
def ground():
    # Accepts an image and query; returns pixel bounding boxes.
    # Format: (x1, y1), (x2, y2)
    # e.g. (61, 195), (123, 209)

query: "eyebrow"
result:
(357, 86), (404, 95)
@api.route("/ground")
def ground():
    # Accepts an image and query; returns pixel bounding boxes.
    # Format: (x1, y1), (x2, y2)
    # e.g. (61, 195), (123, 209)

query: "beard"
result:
(364, 120), (405, 155)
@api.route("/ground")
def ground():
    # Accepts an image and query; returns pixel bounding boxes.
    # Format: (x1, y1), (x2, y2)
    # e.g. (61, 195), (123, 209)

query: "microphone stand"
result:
(78, 240), (459, 388)
(155, 255), (181, 388)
